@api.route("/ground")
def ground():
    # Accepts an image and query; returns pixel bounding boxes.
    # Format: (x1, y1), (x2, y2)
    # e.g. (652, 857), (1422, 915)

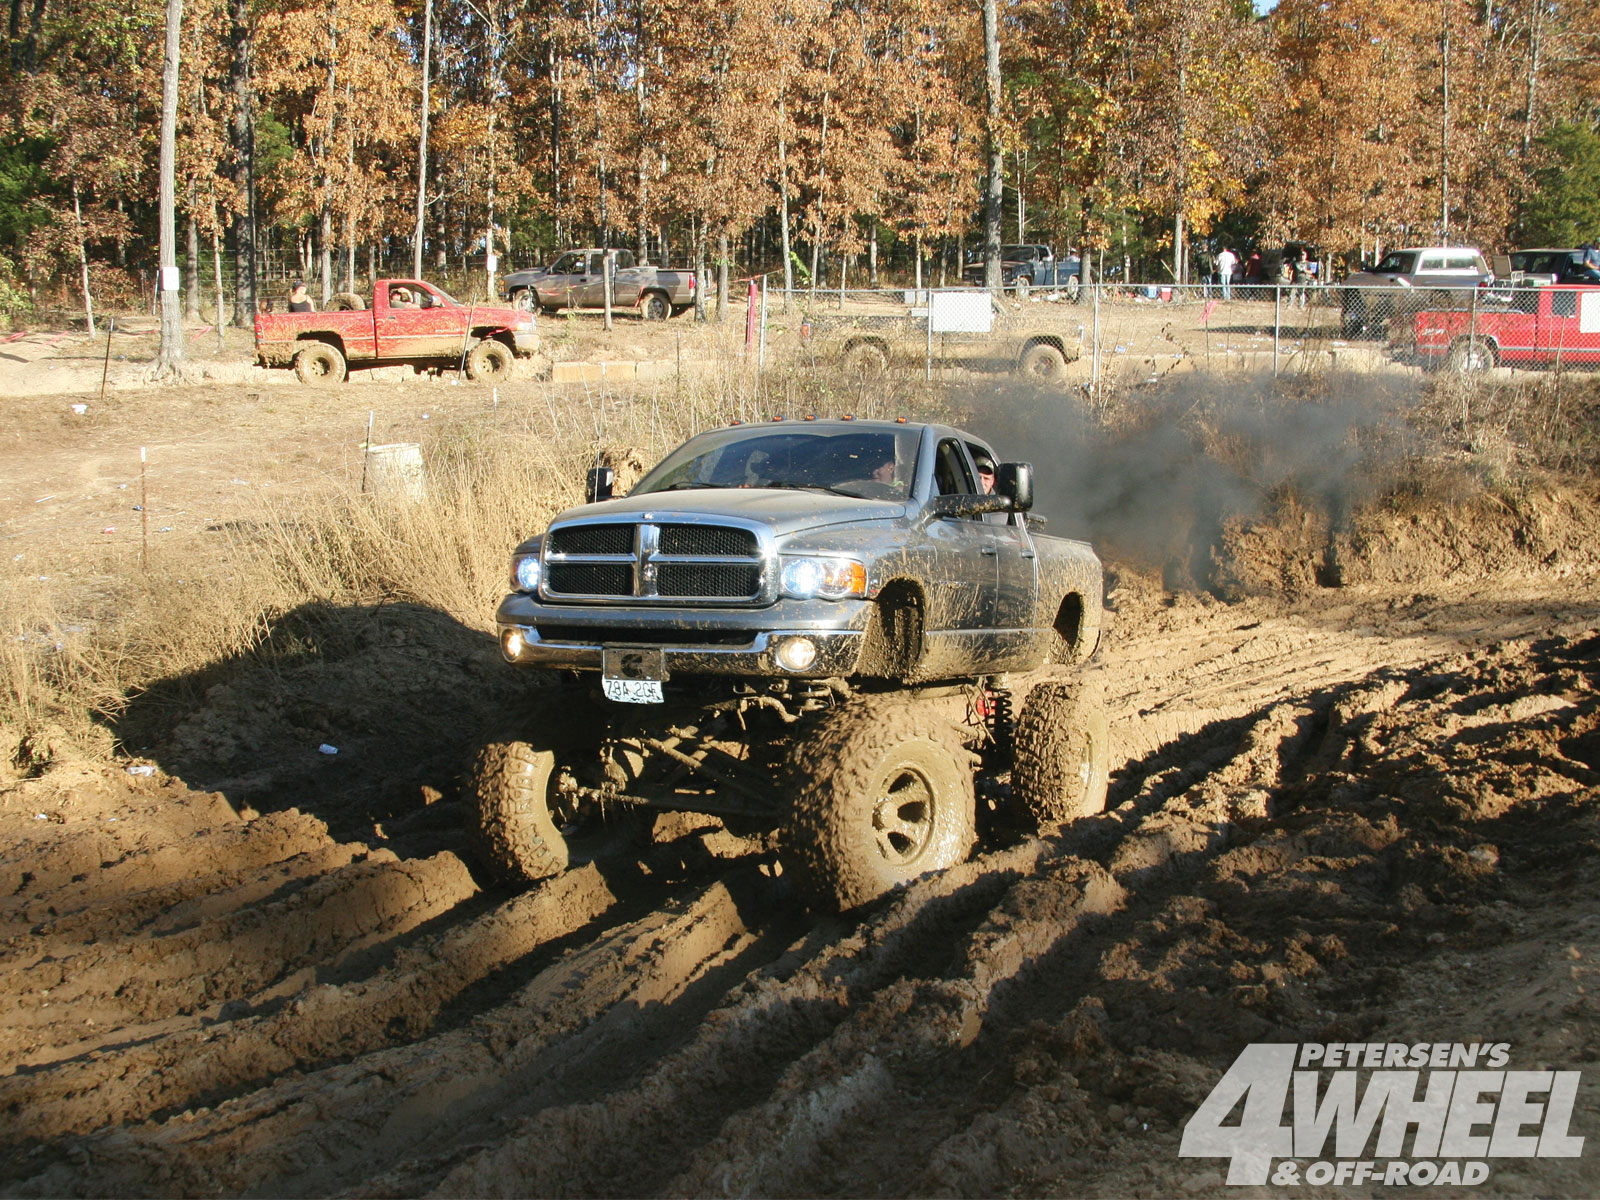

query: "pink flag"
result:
(1201, 300), (1218, 325)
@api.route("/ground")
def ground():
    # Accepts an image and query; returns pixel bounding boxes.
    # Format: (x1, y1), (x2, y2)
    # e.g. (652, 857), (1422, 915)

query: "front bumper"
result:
(512, 330), (541, 355)
(493, 592), (871, 678)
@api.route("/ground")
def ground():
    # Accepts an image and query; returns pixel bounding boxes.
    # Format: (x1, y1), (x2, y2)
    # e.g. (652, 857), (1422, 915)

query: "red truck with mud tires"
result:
(254, 279), (542, 385)
(1412, 284), (1600, 371)
(472, 419), (1109, 912)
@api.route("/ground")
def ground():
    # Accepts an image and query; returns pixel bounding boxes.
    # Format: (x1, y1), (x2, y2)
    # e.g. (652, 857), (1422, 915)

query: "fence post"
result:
(1273, 285), (1282, 375)
(1091, 282), (1101, 403)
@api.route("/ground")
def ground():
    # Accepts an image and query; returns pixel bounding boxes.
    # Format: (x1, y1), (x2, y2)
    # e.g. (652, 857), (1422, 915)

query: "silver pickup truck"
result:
(472, 419), (1109, 910)
(500, 249), (697, 320)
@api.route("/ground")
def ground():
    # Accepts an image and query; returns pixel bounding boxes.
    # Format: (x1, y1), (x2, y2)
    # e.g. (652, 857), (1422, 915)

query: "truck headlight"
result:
(510, 553), (541, 592)
(780, 556), (866, 600)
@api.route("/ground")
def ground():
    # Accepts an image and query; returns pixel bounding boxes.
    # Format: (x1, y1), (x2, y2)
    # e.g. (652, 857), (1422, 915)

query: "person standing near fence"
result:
(1215, 247), (1238, 301)
(1291, 249), (1312, 308)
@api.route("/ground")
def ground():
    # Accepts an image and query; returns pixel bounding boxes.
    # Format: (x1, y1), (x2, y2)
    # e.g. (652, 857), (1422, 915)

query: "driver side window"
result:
(933, 439), (976, 497)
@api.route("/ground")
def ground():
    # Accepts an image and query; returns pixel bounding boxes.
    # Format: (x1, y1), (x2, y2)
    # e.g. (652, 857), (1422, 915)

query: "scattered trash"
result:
(230, 478), (250, 485)
(421, 413), (430, 420)
(1114, 345), (1127, 354)
(132, 505), (143, 511)
(34, 495), (54, 503)
(126, 764), (156, 777)
(70, 403), (87, 415)
(102, 526), (116, 533)
(158, 526), (172, 533)
(34, 813), (47, 821)
(318, 743), (339, 755)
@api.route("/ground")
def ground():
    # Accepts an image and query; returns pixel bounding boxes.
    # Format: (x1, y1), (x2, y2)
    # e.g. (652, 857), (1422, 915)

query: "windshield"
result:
(632, 426), (922, 500)
(1372, 251), (1419, 274)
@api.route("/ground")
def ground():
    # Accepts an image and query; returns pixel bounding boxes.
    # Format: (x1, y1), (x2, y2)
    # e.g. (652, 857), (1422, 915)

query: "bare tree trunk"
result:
(982, 0), (1003, 293)
(412, 0), (431, 278)
(777, 87), (793, 307)
(1439, 0), (1450, 237)
(1522, 0), (1542, 160)
(185, 205), (200, 320)
(716, 232), (729, 323)
(156, 0), (184, 372)
(72, 180), (95, 337)
(212, 217), (225, 352)
(229, 0), (256, 323)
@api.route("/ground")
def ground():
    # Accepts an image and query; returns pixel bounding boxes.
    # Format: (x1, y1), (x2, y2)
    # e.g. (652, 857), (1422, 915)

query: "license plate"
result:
(602, 647), (666, 704)
(602, 677), (664, 704)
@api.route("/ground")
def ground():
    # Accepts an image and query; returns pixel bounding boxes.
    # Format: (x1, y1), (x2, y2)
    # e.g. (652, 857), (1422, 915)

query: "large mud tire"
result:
(329, 291), (365, 311)
(468, 706), (641, 886)
(294, 342), (346, 386)
(1445, 336), (1495, 374)
(841, 340), (889, 378)
(511, 288), (536, 313)
(640, 291), (670, 321)
(1019, 342), (1068, 382)
(466, 338), (514, 381)
(785, 697), (976, 911)
(1012, 675), (1110, 830)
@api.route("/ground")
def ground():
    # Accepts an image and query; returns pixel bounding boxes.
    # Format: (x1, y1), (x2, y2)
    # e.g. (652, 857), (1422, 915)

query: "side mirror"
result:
(930, 493), (1012, 520)
(586, 466), (615, 503)
(995, 462), (1034, 511)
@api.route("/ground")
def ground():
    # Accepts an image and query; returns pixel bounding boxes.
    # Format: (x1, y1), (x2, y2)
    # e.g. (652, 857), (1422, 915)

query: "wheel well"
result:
(1052, 592), (1090, 661)
(1021, 336), (1067, 357)
(1453, 333), (1498, 358)
(859, 580), (925, 678)
(844, 336), (890, 355)
(473, 328), (516, 349)
(296, 332), (345, 356)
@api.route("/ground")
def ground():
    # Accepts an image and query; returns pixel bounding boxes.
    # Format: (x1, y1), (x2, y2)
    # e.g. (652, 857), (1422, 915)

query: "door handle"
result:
(980, 546), (998, 556)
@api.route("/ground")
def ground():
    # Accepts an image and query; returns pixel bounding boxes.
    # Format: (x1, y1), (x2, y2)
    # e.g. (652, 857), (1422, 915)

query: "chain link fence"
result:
(744, 280), (1572, 390)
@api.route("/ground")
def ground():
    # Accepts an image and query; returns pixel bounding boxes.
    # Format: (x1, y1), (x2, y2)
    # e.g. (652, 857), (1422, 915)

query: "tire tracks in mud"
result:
(5, 582), (1600, 1197)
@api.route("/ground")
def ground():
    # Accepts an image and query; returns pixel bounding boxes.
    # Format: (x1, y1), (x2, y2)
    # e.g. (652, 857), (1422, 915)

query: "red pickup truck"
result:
(254, 279), (541, 385)
(1413, 284), (1600, 371)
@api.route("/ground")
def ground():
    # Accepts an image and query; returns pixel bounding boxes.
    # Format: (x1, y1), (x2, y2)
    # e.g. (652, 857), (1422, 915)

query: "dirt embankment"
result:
(2, 353), (1599, 1196)
(2, 548), (1598, 1196)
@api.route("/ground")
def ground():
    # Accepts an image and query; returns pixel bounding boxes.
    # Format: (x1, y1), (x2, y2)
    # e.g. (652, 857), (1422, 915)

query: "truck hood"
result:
(548, 489), (906, 538)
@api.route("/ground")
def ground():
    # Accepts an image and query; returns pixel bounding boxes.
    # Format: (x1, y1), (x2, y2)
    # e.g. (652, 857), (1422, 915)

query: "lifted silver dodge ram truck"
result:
(475, 418), (1108, 910)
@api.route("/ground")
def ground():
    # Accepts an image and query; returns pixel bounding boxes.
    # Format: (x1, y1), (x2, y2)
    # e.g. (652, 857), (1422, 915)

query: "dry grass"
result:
(0, 359), (957, 781)
(5, 342), (1593, 783)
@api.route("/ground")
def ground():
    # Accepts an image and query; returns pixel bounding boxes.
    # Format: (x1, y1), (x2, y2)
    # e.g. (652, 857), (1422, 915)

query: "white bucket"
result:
(365, 442), (427, 502)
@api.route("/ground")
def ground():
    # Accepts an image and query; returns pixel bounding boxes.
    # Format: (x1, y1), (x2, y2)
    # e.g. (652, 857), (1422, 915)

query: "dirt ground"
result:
(1, 313), (1598, 1198)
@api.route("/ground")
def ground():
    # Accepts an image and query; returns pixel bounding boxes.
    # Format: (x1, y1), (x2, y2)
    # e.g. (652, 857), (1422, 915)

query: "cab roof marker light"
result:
(895, 416), (907, 424)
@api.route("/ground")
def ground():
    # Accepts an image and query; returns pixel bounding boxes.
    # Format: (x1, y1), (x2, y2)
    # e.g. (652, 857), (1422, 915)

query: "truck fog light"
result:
(501, 628), (525, 661)
(775, 637), (818, 672)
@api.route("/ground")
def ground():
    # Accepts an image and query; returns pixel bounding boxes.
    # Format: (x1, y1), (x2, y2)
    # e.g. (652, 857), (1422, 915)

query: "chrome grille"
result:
(658, 563), (762, 597)
(659, 524), (757, 557)
(547, 563), (632, 595)
(548, 525), (634, 555)
(542, 518), (765, 602)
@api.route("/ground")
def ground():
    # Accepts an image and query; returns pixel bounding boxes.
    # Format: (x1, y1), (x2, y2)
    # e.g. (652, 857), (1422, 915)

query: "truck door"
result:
(964, 440), (1036, 642)
(376, 281), (460, 359)
(1538, 287), (1600, 365)
(536, 252), (587, 309)
(917, 438), (1001, 667)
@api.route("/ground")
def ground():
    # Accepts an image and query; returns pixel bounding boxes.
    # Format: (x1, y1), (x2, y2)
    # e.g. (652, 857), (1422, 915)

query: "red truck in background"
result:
(1413, 284), (1600, 371)
(254, 279), (541, 385)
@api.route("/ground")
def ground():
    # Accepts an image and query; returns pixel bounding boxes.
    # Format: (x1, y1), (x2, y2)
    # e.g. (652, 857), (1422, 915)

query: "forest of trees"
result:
(2, 0), (1598, 322)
